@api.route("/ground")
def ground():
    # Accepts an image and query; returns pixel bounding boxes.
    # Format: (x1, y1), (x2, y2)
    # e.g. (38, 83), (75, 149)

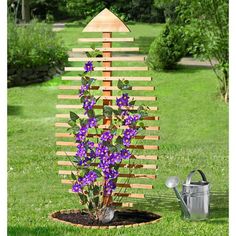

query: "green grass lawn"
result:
(8, 23), (228, 235)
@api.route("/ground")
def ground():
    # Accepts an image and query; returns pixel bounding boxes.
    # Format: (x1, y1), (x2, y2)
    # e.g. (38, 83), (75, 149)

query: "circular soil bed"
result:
(50, 209), (161, 229)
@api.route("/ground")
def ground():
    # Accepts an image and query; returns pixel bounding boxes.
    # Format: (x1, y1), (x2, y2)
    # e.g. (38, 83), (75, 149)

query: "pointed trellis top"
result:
(83, 8), (130, 32)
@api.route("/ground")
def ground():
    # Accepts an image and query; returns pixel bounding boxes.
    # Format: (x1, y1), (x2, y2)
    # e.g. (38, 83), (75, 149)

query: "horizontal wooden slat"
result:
(61, 76), (152, 81)
(56, 104), (158, 111)
(78, 38), (134, 42)
(112, 202), (134, 207)
(58, 85), (154, 91)
(64, 67), (148, 71)
(68, 189), (144, 199)
(59, 170), (156, 179)
(72, 47), (139, 52)
(56, 114), (159, 121)
(58, 161), (157, 170)
(61, 179), (153, 189)
(55, 133), (160, 141)
(58, 95), (156, 101)
(68, 56), (145, 62)
(56, 141), (159, 150)
(55, 123), (160, 131)
(56, 151), (158, 160)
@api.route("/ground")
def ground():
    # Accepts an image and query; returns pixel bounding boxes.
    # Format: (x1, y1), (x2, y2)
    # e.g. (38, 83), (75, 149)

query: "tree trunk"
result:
(21, 0), (30, 23)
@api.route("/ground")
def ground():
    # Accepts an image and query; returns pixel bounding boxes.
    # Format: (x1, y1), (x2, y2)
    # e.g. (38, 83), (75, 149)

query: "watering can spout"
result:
(165, 176), (190, 218)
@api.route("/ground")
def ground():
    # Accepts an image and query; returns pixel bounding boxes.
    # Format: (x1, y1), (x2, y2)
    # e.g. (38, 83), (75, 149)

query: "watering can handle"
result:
(185, 169), (207, 185)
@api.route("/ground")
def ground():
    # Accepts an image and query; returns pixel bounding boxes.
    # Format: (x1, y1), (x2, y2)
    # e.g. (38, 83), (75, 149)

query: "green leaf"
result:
(67, 119), (76, 127)
(71, 172), (77, 180)
(78, 193), (88, 205)
(116, 136), (123, 145)
(103, 106), (113, 118)
(93, 169), (102, 177)
(87, 109), (95, 118)
(129, 100), (136, 106)
(117, 79), (123, 90)
(95, 115), (103, 121)
(70, 111), (79, 121)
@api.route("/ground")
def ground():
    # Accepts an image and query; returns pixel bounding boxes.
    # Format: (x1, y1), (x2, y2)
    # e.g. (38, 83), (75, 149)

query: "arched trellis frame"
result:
(55, 8), (160, 208)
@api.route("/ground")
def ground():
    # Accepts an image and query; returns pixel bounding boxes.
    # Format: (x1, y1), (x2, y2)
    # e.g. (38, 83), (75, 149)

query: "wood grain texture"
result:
(61, 76), (152, 81)
(78, 38), (134, 42)
(68, 56), (145, 62)
(64, 66), (148, 71)
(72, 47), (139, 52)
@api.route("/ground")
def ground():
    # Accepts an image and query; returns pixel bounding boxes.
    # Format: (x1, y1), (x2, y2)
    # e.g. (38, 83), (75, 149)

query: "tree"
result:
(177, 0), (229, 102)
(21, 0), (30, 22)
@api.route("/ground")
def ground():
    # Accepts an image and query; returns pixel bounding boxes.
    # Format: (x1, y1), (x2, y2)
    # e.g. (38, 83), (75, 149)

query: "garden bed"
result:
(50, 209), (161, 229)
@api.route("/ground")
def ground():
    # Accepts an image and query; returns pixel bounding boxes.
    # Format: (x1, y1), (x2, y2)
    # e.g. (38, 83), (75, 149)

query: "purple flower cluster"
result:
(100, 131), (113, 142)
(104, 180), (116, 196)
(72, 171), (98, 193)
(123, 128), (138, 147)
(79, 84), (90, 97)
(84, 61), (93, 72)
(71, 60), (145, 200)
(116, 93), (129, 107)
(83, 97), (96, 114)
(124, 114), (141, 125)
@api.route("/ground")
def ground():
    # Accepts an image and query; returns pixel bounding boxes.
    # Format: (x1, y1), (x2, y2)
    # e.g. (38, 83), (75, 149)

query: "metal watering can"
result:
(165, 169), (210, 221)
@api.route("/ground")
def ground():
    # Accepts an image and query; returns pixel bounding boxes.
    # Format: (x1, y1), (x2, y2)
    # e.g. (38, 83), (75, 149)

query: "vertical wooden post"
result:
(102, 32), (113, 206)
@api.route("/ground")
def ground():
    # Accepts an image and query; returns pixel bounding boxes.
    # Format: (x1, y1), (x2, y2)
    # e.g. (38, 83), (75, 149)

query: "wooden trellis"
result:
(55, 8), (159, 208)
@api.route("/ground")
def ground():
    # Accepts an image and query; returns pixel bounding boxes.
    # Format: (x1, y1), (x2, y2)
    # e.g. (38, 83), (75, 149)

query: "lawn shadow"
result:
(7, 105), (23, 116)
(133, 191), (228, 224)
(133, 194), (180, 213)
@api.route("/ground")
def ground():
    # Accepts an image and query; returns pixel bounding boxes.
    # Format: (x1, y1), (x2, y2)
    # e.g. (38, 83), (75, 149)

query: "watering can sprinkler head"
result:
(165, 176), (179, 189)
(165, 176), (190, 218)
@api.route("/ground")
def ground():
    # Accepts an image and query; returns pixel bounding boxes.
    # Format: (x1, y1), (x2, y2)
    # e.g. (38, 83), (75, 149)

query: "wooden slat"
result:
(72, 47), (139, 52)
(68, 56), (145, 62)
(56, 151), (158, 160)
(56, 141), (159, 150)
(55, 123), (160, 131)
(61, 76), (152, 81)
(56, 114), (159, 121)
(64, 67), (148, 71)
(58, 161), (157, 170)
(59, 170), (156, 179)
(56, 104), (158, 111)
(58, 85), (154, 91)
(68, 189), (144, 199)
(61, 179), (153, 189)
(55, 133), (160, 141)
(112, 202), (133, 207)
(58, 95), (156, 101)
(78, 38), (134, 42)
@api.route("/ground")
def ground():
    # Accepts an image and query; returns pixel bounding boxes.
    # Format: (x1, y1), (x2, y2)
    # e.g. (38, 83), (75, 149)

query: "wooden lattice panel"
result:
(55, 8), (159, 207)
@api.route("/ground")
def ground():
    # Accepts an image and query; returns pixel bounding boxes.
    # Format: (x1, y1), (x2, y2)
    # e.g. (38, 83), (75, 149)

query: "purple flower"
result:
(123, 137), (131, 147)
(87, 117), (97, 128)
(84, 61), (93, 72)
(109, 152), (122, 164)
(72, 182), (82, 193)
(124, 115), (133, 125)
(103, 169), (119, 180)
(76, 133), (85, 142)
(100, 131), (113, 142)
(95, 143), (109, 157)
(83, 97), (96, 113)
(87, 141), (94, 148)
(83, 171), (98, 185)
(104, 180), (116, 196)
(116, 93), (129, 108)
(76, 143), (87, 157)
(123, 128), (137, 139)
(79, 84), (90, 97)
(133, 114), (141, 122)
(121, 110), (129, 116)
(120, 149), (131, 159)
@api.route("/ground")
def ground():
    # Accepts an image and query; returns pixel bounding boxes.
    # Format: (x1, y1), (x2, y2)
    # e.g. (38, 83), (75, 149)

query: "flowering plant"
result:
(67, 59), (148, 223)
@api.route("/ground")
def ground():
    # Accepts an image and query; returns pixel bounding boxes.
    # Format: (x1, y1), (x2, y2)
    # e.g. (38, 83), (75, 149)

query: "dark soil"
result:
(52, 209), (161, 226)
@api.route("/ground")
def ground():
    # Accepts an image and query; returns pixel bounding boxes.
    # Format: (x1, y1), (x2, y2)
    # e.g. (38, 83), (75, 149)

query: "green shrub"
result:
(147, 23), (187, 70)
(8, 18), (67, 70)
